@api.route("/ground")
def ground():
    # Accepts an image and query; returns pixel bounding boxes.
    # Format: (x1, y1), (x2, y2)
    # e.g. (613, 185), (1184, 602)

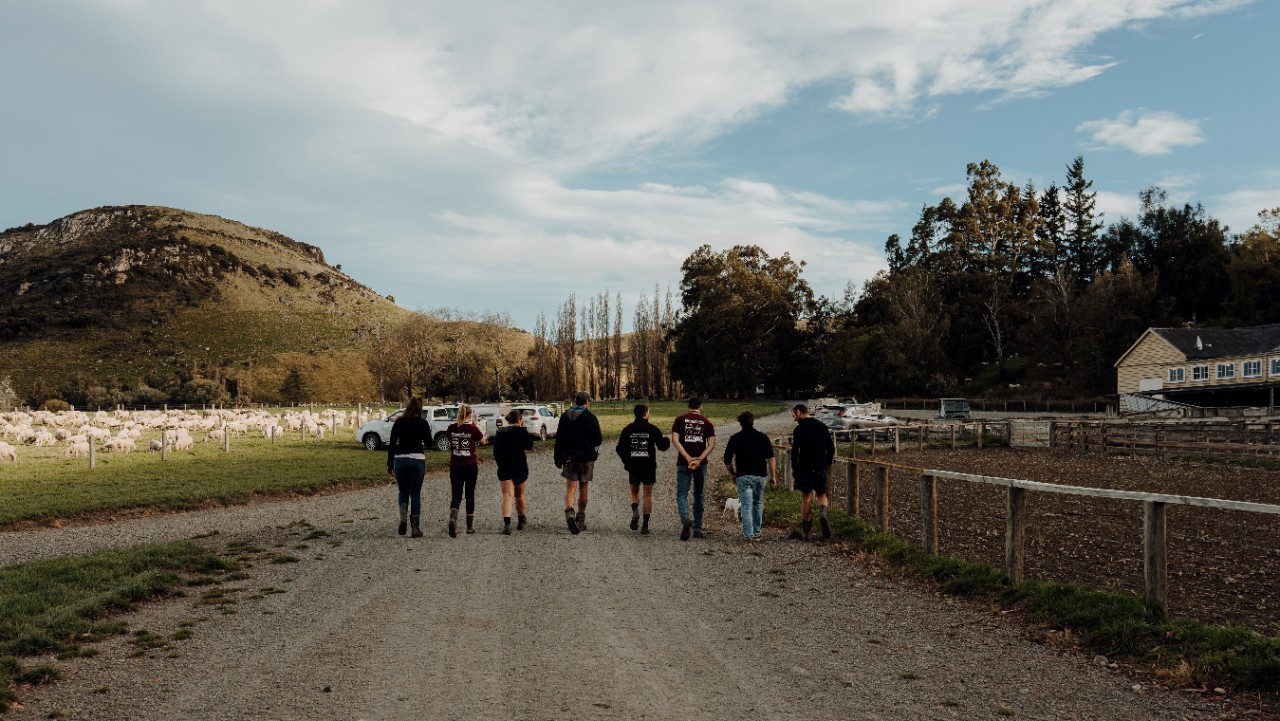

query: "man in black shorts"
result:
(615, 403), (670, 534)
(554, 391), (603, 534)
(791, 403), (835, 540)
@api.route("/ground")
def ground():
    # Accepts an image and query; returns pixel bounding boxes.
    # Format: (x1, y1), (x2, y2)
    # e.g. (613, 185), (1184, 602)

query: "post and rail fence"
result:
(769, 444), (1280, 614)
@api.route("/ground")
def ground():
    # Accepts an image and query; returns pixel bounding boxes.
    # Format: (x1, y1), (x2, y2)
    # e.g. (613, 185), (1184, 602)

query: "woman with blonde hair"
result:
(446, 403), (486, 537)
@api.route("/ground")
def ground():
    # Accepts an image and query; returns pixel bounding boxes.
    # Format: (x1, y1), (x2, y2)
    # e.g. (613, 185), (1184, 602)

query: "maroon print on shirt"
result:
(671, 412), (715, 467)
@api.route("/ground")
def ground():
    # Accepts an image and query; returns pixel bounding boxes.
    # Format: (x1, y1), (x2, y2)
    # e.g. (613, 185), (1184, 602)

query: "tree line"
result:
(664, 157), (1280, 400)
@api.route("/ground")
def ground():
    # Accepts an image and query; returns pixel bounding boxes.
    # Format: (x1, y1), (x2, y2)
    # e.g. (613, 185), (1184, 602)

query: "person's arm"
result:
(386, 422), (397, 473)
(767, 455), (777, 487)
(670, 431), (690, 464)
(615, 430), (627, 462)
(653, 426), (670, 452)
(700, 435), (717, 465)
(523, 429), (534, 451)
(723, 435), (736, 477)
(589, 413), (603, 449)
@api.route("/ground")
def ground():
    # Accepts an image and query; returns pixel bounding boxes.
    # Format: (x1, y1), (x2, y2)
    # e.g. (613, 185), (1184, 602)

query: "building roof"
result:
(1152, 324), (1280, 360)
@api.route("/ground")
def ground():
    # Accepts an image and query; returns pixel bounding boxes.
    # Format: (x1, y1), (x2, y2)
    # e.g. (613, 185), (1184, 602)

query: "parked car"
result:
(356, 404), (500, 452)
(509, 404), (559, 440)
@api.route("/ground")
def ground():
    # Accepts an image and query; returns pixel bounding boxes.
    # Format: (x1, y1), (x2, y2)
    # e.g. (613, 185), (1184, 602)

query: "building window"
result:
(1243, 360), (1262, 378)
(1217, 363), (1236, 380)
(1168, 368), (1185, 383)
(1192, 366), (1209, 381)
(1271, 359), (1280, 376)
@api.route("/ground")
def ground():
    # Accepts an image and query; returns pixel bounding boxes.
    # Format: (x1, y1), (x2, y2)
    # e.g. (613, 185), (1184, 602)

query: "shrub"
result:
(40, 399), (72, 412)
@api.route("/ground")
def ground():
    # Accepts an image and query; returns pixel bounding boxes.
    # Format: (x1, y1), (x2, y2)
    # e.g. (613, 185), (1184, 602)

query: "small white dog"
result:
(722, 498), (741, 519)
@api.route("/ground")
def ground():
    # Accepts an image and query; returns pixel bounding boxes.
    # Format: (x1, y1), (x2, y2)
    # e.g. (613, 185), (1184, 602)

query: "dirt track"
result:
(0, 414), (1237, 720)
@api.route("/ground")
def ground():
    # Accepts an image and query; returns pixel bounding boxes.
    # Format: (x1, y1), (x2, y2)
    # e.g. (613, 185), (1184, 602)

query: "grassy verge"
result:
(589, 399), (785, 438)
(762, 487), (1280, 691)
(0, 435), (457, 527)
(0, 541), (235, 710)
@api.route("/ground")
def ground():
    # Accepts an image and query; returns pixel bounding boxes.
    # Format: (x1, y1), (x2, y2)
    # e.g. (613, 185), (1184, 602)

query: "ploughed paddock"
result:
(0, 414), (1223, 720)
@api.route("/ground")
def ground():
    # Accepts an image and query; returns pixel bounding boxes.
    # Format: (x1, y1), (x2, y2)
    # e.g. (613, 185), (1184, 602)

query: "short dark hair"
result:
(574, 391), (592, 405)
(633, 403), (649, 419)
(687, 396), (703, 409)
(737, 410), (754, 428)
(792, 403), (809, 414)
(505, 409), (521, 425)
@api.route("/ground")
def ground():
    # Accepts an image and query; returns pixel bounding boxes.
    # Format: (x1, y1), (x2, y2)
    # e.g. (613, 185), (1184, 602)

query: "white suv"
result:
(510, 405), (559, 440)
(357, 405), (495, 452)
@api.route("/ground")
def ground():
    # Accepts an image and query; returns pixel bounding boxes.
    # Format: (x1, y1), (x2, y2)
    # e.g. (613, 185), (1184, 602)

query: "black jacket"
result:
(723, 427), (774, 478)
(554, 406), (603, 466)
(791, 416), (835, 471)
(491, 425), (534, 479)
(615, 419), (670, 472)
(386, 416), (432, 472)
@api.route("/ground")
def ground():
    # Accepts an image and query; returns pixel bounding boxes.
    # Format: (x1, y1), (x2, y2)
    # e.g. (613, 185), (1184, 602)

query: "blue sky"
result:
(2, 0), (1276, 331)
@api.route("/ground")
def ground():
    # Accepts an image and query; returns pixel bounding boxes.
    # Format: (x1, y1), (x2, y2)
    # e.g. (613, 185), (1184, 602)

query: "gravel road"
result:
(1, 413), (1232, 720)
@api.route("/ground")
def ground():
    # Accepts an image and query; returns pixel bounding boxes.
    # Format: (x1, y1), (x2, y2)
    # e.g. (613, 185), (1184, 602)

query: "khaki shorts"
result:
(561, 461), (594, 484)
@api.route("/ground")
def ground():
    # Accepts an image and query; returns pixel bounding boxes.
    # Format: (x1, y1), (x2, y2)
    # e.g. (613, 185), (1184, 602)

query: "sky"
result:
(2, 0), (1277, 332)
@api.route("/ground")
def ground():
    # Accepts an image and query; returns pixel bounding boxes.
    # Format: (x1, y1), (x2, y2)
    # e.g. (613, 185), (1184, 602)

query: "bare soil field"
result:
(835, 447), (1280, 632)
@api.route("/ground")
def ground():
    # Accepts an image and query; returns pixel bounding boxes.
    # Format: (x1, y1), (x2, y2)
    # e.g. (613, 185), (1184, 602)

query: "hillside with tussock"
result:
(0, 206), (417, 403)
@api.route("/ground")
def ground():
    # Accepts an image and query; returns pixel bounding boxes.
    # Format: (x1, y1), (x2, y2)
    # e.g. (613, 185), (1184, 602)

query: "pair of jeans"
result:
(735, 474), (766, 539)
(676, 464), (706, 530)
(393, 457), (426, 515)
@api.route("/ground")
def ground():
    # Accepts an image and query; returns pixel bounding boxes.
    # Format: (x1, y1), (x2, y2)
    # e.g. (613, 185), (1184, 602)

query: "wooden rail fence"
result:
(769, 445), (1280, 613)
(1052, 420), (1280, 460)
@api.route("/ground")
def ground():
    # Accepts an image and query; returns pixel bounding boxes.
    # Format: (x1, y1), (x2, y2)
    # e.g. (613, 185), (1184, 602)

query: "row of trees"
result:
(365, 309), (527, 401)
(664, 156), (1280, 400)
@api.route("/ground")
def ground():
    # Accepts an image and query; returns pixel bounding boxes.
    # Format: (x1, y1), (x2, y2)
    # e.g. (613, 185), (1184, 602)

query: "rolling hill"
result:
(0, 205), (525, 405)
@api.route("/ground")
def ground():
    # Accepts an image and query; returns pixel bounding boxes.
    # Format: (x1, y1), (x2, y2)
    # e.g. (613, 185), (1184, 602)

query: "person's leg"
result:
(501, 480), (514, 534)
(393, 458), (411, 536)
(750, 475), (765, 538)
(464, 467), (477, 533)
(641, 483), (653, 533)
(629, 481), (641, 530)
(563, 475), (580, 534)
(575, 463), (592, 530)
(800, 487), (813, 539)
(514, 480), (527, 528)
(448, 467), (464, 537)
(735, 475), (753, 539)
(675, 467), (692, 539)
(691, 464), (706, 536)
(409, 460), (425, 538)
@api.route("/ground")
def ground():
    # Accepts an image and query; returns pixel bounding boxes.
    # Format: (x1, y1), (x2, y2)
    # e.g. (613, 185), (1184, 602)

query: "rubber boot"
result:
(398, 503), (409, 536)
(410, 514), (423, 538)
(466, 514), (476, 534)
(448, 508), (459, 538)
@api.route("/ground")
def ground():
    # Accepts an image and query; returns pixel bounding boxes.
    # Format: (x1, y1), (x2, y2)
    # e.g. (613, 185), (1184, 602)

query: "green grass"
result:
(589, 399), (785, 438)
(0, 541), (234, 710)
(763, 488), (1280, 691)
(0, 433), (455, 527)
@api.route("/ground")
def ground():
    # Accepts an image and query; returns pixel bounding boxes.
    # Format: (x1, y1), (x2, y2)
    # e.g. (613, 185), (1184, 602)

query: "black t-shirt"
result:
(615, 419), (671, 472)
(791, 416), (835, 471)
(492, 425), (533, 479)
(723, 427), (774, 478)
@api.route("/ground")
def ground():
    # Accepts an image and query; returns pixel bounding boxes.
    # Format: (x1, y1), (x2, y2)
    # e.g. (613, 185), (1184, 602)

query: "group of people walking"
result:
(384, 394), (836, 542)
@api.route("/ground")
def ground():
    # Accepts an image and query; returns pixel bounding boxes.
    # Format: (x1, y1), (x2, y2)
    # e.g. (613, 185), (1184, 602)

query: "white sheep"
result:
(0, 441), (16, 462)
(173, 434), (194, 451)
(65, 442), (91, 458)
(32, 431), (57, 447)
(148, 439), (164, 452)
(205, 428), (225, 443)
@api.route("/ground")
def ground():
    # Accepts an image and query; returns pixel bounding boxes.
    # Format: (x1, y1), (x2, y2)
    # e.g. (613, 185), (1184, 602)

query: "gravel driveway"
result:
(1, 413), (1229, 720)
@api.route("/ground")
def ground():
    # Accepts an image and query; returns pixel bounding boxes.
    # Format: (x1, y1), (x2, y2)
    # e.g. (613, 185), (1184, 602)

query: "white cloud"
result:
(1209, 171), (1280, 233)
(1076, 110), (1207, 156)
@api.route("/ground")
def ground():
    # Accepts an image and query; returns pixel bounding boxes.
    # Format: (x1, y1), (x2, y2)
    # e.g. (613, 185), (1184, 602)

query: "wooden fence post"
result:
(875, 466), (890, 532)
(950, 424), (957, 450)
(1005, 486), (1026, 584)
(870, 432), (877, 456)
(848, 462), (860, 518)
(977, 422), (985, 449)
(223, 422), (229, 453)
(844, 461), (855, 515)
(1048, 421), (1056, 450)
(893, 426), (900, 453)
(920, 473), (939, 554)
(1006, 421), (1013, 446)
(161, 430), (168, 461)
(89, 440), (96, 470)
(917, 425), (924, 451)
(1144, 501), (1168, 613)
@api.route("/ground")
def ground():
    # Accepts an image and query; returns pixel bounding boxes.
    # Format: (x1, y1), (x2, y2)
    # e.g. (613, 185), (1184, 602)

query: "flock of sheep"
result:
(0, 407), (376, 464)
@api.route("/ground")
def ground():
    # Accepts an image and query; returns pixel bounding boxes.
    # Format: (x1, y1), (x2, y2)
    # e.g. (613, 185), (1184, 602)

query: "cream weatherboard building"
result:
(1115, 324), (1280, 408)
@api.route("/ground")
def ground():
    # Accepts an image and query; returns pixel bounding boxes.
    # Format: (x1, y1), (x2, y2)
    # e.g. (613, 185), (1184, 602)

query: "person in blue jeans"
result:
(386, 397), (433, 538)
(671, 396), (716, 540)
(722, 410), (776, 541)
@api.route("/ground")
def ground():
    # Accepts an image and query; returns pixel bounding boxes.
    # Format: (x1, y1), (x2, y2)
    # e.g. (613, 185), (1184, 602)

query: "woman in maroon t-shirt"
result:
(446, 403), (486, 537)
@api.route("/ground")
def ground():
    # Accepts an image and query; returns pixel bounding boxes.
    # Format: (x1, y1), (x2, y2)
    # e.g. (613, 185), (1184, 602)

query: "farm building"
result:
(1115, 323), (1280, 408)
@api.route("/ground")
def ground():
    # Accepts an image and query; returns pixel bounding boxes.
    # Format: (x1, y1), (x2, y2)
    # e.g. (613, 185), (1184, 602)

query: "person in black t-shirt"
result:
(386, 397), (432, 538)
(791, 403), (836, 540)
(554, 391), (603, 534)
(614, 403), (670, 534)
(723, 410), (776, 541)
(492, 409), (534, 534)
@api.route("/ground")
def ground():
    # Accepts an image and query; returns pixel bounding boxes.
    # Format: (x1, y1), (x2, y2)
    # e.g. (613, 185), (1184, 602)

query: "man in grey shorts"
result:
(554, 391), (603, 534)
